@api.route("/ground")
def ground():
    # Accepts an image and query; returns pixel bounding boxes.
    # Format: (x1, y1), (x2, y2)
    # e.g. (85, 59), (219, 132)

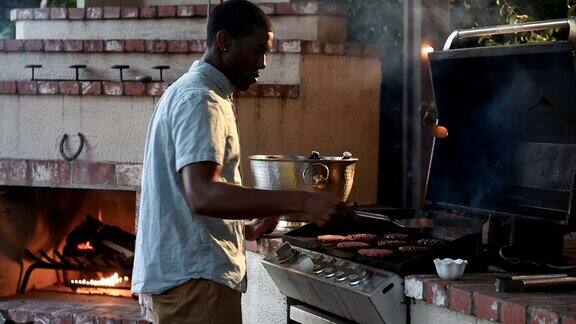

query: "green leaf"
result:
(0, 22), (15, 40)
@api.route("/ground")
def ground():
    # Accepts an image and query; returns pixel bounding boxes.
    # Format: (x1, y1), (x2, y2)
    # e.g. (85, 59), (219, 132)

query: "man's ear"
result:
(215, 30), (232, 53)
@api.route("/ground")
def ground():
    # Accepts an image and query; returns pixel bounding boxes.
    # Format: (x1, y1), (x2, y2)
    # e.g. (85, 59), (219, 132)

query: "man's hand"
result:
(301, 192), (357, 227)
(245, 216), (280, 241)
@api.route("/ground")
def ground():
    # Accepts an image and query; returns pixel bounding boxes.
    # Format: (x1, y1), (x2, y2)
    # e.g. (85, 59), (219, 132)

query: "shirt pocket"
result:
(224, 135), (240, 168)
(224, 113), (241, 162)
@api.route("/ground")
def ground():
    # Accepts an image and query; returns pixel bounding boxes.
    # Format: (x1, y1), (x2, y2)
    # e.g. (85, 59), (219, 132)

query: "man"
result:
(131, 1), (354, 323)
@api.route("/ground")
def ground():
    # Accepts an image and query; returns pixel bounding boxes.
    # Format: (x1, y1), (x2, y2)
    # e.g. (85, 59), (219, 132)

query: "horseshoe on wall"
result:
(59, 133), (85, 162)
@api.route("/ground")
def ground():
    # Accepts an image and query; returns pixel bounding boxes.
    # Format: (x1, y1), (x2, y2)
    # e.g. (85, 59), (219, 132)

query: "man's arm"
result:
(181, 161), (348, 226)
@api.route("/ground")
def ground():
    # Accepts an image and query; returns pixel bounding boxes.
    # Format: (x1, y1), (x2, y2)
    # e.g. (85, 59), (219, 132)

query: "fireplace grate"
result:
(19, 248), (131, 293)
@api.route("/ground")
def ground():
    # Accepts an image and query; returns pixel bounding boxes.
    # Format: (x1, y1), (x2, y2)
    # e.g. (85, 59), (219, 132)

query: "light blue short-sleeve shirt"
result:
(132, 60), (246, 294)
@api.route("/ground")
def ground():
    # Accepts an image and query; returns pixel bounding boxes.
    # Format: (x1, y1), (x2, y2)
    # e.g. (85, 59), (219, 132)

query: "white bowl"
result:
(434, 258), (468, 280)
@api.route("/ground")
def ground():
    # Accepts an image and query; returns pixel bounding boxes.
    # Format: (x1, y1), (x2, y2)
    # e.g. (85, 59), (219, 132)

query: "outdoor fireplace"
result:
(20, 213), (135, 298)
(0, 185), (136, 299)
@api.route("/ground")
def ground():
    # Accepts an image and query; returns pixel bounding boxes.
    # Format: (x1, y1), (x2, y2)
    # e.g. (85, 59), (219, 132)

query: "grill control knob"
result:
(335, 270), (348, 282)
(311, 254), (325, 274)
(349, 269), (371, 286)
(322, 256), (335, 264)
(324, 267), (336, 277)
(338, 261), (349, 268)
(320, 256), (336, 274)
(311, 254), (323, 263)
(275, 242), (298, 264)
(330, 260), (347, 280)
(313, 266), (325, 274)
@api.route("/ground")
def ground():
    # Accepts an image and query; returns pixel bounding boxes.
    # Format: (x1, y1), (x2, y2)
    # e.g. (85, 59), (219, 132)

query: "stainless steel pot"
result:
(248, 152), (358, 201)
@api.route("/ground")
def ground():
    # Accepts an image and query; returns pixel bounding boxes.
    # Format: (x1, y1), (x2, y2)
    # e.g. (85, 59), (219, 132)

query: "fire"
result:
(76, 241), (94, 250)
(98, 209), (103, 222)
(71, 273), (130, 287)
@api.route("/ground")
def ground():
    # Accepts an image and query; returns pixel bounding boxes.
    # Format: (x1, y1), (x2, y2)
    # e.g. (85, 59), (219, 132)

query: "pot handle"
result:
(302, 163), (330, 190)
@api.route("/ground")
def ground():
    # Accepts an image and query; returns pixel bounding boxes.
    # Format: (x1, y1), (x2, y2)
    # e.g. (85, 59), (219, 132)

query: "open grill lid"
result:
(426, 19), (576, 227)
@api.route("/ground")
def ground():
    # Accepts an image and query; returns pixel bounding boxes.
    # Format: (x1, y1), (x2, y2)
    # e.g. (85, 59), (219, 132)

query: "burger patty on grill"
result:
(416, 238), (445, 247)
(317, 235), (348, 242)
(336, 241), (371, 250)
(381, 233), (411, 241)
(357, 248), (394, 258)
(376, 240), (405, 248)
(398, 246), (430, 254)
(345, 233), (379, 242)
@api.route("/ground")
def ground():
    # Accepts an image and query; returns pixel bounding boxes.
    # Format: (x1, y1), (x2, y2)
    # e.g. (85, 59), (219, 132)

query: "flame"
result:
(77, 241), (94, 251)
(70, 273), (130, 287)
(98, 209), (103, 222)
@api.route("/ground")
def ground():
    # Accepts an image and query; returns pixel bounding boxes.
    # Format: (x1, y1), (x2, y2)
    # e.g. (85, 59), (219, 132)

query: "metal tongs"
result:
(355, 210), (434, 229)
(496, 273), (576, 293)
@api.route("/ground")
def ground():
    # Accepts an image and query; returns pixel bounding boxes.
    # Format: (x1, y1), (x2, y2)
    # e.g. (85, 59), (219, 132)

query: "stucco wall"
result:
(237, 54), (381, 204)
(0, 96), (156, 163)
(0, 52), (300, 85)
(16, 16), (347, 43)
(411, 300), (496, 324)
(0, 53), (381, 203)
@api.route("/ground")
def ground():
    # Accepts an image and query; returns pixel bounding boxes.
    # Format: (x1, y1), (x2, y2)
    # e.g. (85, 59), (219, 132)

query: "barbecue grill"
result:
(262, 18), (576, 324)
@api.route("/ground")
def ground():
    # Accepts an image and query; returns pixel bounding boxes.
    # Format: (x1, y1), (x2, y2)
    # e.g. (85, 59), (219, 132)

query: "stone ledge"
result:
(0, 81), (300, 98)
(10, 2), (346, 22)
(0, 291), (149, 324)
(0, 39), (385, 57)
(246, 237), (283, 256)
(0, 158), (141, 191)
(405, 274), (576, 324)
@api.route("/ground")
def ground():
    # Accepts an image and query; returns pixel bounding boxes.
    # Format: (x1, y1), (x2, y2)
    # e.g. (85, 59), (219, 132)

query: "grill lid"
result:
(426, 20), (576, 226)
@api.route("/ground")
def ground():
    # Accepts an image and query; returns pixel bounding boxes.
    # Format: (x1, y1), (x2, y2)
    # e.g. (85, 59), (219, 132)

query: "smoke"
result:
(427, 43), (576, 216)
(329, 1), (569, 206)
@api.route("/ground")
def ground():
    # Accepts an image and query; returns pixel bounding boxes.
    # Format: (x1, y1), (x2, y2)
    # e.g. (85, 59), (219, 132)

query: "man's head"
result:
(207, 0), (273, 91)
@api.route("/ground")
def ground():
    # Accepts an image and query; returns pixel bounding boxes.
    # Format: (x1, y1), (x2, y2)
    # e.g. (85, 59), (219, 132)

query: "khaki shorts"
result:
(151, 278), (242, 324)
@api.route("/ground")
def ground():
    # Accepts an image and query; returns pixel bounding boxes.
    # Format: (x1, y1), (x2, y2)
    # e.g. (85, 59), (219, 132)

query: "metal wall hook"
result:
(111, 65), (130, 82)
(152, 65), (170, 82)
(24, 64), (42, 81)
(69, 64), (87, 81)
(59, 133), (85, 161)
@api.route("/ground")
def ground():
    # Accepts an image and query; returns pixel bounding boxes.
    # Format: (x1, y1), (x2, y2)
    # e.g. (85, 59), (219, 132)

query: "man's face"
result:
(222, 29), (273, 91)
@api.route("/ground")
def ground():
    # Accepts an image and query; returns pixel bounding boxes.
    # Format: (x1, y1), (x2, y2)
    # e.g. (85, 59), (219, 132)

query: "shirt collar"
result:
(189, 60), (233, 99)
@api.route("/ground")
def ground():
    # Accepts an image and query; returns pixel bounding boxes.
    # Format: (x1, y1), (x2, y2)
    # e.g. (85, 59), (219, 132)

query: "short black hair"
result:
(207, 0), (272, 47)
